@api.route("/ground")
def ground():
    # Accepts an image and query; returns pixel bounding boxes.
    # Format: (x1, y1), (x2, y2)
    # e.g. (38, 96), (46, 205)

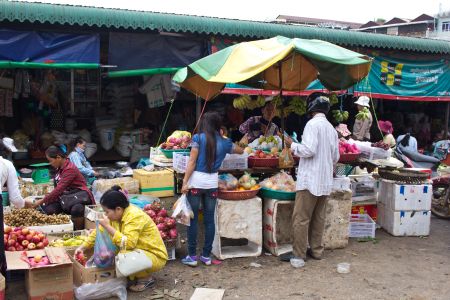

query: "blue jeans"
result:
(186, 188), (218, 257)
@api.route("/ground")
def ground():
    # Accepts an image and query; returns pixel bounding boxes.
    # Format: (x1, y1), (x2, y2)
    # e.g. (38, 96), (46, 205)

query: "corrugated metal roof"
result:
(1, 0), (450, 54)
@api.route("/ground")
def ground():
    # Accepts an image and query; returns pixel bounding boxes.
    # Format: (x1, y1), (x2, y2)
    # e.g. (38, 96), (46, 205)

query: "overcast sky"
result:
(20, 0), (450, 23)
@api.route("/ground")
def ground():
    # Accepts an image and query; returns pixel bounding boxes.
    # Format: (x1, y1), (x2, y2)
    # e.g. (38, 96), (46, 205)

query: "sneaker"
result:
(199, 256), (212, 266)
(290, 257), (305, 268)
(181, 255), (198, 267)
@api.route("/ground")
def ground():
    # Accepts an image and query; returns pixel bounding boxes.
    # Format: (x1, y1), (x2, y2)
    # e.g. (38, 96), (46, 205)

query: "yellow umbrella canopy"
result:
(173, 36), (372, 100)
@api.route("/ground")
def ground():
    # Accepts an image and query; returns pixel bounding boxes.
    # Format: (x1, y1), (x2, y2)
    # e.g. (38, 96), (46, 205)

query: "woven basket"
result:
(248, 156), (278, 168)
(218, 188), (260, 200)
(378, 168), (429, 184)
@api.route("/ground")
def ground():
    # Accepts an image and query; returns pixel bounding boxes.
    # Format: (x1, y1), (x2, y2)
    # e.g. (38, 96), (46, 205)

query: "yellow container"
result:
(133, 169), (174, 197)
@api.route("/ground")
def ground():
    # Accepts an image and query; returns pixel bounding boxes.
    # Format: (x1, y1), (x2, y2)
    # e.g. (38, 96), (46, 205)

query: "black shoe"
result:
(306, 249), (322, 260)
(279, 251), (294, 262)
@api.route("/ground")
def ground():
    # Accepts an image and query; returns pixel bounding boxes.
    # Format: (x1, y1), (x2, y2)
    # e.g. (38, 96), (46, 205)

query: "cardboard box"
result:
(133, 169), (174, 197)
(6, 247), (73, 300)
(68, 250), (116, 286)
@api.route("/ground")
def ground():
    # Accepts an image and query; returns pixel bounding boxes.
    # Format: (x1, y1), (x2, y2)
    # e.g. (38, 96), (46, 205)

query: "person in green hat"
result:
(25, 144), (94, 230)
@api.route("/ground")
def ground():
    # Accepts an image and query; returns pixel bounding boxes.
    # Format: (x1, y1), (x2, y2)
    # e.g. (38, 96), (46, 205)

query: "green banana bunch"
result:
(356, 107), (370, 120)
(329, 94), (339, 105)
(233, 95), (266, 110)
(331, 110), (349, 123)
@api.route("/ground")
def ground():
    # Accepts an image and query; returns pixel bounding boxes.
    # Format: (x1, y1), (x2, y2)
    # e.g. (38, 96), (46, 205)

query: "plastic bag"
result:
(87, 221), (117, 268)
(74, 277), (127, 300)
(260, 171), (296, 192)
(171, 194), (194, 226)
(279, 146), (294, 168)
(218, 173), (239, 190)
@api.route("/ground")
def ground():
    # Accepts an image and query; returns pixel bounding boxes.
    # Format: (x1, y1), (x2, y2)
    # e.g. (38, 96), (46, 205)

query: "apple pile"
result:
(160, 131), (191, 150)
(339, 140), (359, 155)
(219, 173), (259, 191)
(28, 255), (50, 267)
(143, 202), (177, 241)
(251, 149), (278, 159)
(261, 171), (296, 192)
(4, 226), (49, 251)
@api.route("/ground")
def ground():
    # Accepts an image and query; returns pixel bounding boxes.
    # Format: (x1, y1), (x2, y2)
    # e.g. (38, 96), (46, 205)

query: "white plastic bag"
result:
(74, 278), (127, 300)
(171, 194), (194, 226)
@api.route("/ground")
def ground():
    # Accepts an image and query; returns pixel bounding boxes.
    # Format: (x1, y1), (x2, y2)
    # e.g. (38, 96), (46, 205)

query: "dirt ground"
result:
(5, 216), (450, 300)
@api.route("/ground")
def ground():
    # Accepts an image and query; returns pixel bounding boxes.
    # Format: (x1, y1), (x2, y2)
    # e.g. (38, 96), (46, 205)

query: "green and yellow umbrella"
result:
(173, 36), (372, 100)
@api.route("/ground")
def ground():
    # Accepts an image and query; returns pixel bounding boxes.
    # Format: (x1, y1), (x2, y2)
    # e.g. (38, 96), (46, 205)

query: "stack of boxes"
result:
(377, 179), (432, 236)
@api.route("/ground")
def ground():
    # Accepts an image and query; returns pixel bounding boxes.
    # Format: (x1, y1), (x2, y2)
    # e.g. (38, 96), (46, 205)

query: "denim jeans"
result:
(186, 188), (218, 257)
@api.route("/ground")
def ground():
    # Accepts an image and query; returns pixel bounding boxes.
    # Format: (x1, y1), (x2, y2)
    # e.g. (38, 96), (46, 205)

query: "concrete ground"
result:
(5, 214), (450, 300)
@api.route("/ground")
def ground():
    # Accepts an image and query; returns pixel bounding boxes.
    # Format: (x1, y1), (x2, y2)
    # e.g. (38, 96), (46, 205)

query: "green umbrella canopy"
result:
(173, 36), (372, 100)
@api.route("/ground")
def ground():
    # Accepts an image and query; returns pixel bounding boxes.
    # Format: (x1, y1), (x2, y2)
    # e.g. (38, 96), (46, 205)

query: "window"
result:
(442, 21), (450, 32)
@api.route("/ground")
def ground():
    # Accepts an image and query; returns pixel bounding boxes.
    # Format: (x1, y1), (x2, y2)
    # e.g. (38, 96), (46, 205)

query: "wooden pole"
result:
(445, 102), (449, 140)
(278, 62), (285, 147)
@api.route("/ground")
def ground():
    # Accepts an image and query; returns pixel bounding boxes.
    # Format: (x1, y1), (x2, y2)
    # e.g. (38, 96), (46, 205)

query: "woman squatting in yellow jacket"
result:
(75, 186), (168, 292)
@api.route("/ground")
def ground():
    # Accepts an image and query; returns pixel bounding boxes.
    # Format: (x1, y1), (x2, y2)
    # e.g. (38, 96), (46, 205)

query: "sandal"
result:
(129, 277), (156, 292)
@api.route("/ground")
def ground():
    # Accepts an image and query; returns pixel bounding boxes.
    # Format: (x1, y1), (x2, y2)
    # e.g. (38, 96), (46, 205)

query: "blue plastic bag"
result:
(89, 221), (117, 268)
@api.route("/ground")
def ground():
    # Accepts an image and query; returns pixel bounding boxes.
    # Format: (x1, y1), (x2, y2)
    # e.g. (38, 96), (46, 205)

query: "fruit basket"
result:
(259, 187), (295, 200)
(160, 148), (190, 159)
(218, 187), (261, 200)
(248, 156), (278, 168)
(338, 152), (360, 164)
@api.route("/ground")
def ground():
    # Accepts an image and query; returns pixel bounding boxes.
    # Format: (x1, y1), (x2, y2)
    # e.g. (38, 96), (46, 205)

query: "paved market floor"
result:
(5, 216), (450, 300)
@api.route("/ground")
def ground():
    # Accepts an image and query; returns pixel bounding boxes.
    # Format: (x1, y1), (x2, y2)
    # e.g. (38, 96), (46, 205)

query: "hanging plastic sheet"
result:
(0, 29), (100, 63)
(108, 32), (206, 71)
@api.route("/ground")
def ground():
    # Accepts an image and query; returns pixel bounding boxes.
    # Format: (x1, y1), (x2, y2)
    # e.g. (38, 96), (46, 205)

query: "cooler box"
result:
(378, 180), (432, 211)
(378, 203), (430, 236)
(133, 169), (174, 197)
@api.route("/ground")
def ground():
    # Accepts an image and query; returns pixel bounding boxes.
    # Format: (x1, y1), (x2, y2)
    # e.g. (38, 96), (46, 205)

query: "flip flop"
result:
(211, 259), (222, 265)
(129, 278), (156, 292)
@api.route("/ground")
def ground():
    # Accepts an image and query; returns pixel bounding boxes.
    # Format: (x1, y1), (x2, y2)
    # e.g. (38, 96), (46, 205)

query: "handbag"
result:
(59, 189), (91, 212)
(115, 236), (153, 278)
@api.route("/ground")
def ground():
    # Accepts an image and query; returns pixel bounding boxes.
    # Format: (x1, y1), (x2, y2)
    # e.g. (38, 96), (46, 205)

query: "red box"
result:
(352, 204), (377, 221)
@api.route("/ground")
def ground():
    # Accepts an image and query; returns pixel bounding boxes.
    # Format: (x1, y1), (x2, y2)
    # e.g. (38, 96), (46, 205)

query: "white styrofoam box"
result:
(220, 154), (248, 171)
(173, 152), (189, 173)
(378, 203), (430, 236)
(263, 199), (293, 256)
(324, 190), (353, 249)
(212, 197), (262, 260)
(28, 221), (74, 234)
(378, 180), (432, 211)
(332, 176), (351, 192)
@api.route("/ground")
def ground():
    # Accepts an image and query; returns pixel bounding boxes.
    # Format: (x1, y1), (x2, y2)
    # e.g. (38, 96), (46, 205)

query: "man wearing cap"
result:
(283, 92), (340, 268)
(353, 96), (373, 141)
(239, 99), (279, 143)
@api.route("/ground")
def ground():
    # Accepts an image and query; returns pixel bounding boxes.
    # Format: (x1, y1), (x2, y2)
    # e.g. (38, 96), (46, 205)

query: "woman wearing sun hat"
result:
(378, 120), (396, 148)
(352, 96), (372, 141)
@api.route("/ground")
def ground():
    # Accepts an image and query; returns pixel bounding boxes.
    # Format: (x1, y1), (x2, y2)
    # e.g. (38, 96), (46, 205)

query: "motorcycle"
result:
(431, 175), (450, 219)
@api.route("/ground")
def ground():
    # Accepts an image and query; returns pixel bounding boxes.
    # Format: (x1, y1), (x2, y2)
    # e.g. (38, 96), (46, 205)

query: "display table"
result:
(212, 197), (262, 260)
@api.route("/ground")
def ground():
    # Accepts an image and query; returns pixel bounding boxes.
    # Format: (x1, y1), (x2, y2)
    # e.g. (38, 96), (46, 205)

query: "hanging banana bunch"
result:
(329, 93), (339, 105)
(233, 95), (266, 110)
(331, 110), (349, 123)
(355, 107), (370, 120)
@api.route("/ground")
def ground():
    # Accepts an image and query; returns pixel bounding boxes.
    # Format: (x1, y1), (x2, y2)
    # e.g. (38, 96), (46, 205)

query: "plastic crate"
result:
(349, 214), (376, 238)
(335, 164), (355, 176)
(173, 152), (189, 173)
(220, 154), (248, 170)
